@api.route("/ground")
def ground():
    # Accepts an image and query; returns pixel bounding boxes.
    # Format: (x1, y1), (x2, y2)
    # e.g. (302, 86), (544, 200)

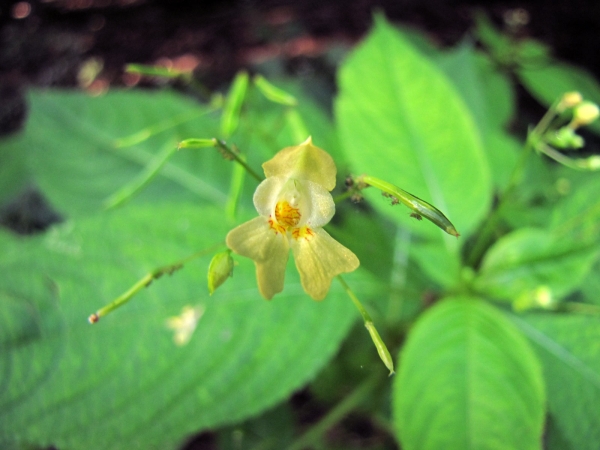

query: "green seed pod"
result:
(365, 321), (395, 376)
(360, 175), (460, 237)
(221, 71), (250, 138)
(208, 250), (234, 295)
(253, 75), (298, 106)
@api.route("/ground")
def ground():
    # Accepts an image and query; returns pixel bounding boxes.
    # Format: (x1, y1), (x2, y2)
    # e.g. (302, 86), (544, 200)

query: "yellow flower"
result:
(226, 137), (359, 300)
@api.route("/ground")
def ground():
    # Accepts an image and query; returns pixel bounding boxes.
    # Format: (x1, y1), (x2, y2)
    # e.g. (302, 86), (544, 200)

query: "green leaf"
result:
(475, 228), (599, 301)
(0, 89), (230, 217)
(393, 297), (545, 450)
(0, 204), (375, 449)
(517, 61), (600, 134)
(335, 15), (491, 240)
(550, 176), (600, 242)
(0, 133), (30, 206)
(513, 313), (600, 450)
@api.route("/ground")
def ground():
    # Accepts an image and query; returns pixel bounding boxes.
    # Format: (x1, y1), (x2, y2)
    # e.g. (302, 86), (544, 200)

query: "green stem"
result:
(561, 302), (600, 316)
(114, 109), (211, 148)
(466, 99), (563, 267)
(337, 275), (372, 322)
(214, 139), (263, 182)
(466, 141), (534, 267)
(285, 374), (379, 450)
(104, 141), (178, 209)
(88, 243), (224, 323)
(332, 189), (355, 204)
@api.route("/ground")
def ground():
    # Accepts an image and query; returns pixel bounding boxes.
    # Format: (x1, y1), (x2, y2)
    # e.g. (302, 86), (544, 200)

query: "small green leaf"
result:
(394, 297), (546, 450)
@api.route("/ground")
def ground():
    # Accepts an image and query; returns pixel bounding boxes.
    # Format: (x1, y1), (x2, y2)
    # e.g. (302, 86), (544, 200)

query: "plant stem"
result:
(466, 99), (562, 267)
(214, 139), (263, 182)
(285, 374), (380, 450)
(88, 243), (224, 323)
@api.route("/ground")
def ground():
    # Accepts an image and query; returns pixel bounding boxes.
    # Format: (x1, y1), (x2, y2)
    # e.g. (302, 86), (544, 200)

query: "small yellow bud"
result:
(512, 286), (555, 312)
(557, 91), (582, 112)
(207, 250), (234, 295)
(570, 101), (600, 129)
(581, 155), (600, 170)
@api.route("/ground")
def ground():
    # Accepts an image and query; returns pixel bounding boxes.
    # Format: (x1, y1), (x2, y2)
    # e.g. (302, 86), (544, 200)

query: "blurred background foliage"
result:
(1, 1), (600, 449)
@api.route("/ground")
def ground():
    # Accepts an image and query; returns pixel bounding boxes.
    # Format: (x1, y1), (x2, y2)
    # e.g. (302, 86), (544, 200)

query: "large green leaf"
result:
(8, 90), (232, 216)
(0, 204), (376, 449)
(475, 228), (599, 301)
(393, 297), (545, 450)
(335, 15), (491, 240)
(513, 314), (600, 450)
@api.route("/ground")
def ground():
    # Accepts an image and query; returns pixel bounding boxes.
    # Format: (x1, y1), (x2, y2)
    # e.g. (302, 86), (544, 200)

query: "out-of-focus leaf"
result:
(0, 204), (375, 450)
(513, 313), (600, 450)
(335, 15), (491, 241)
(436, 44), (521, 190)
(0, 134), (29, 206)
(517, 61), (600, 134)
(550, 176), (600, 242)
(475, 228), (599, 301)
(394, 297), (545, 450)
(0, 89), (230, 216)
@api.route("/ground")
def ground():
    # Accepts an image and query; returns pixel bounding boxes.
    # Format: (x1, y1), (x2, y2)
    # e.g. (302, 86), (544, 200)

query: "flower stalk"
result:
(88, 244), (223, 323)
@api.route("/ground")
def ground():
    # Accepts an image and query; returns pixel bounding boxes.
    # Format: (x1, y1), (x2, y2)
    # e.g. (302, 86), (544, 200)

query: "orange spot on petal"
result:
(292, 226), (314, 241)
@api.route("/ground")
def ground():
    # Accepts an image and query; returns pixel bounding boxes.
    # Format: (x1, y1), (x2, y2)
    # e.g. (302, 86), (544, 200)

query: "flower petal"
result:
(253, 176), (286, 217)
(226, 217), (290, 299)
(296, 180), (335, 228)
(262, 137), (337, 191)
(291, 228), (360, 300)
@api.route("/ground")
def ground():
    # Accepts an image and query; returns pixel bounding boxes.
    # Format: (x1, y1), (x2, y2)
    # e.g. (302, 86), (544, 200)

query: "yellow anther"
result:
(275, 201), (301, 229)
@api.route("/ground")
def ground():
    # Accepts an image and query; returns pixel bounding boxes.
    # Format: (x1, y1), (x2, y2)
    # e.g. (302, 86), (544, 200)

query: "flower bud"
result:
(512, 286), (556, 312)
(556, 91), (582, 112)
(545, 127), (584, 149)
(570, 101), (600, 129)
(207, 250), (234, 295)
(577, 155), (600, 171)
